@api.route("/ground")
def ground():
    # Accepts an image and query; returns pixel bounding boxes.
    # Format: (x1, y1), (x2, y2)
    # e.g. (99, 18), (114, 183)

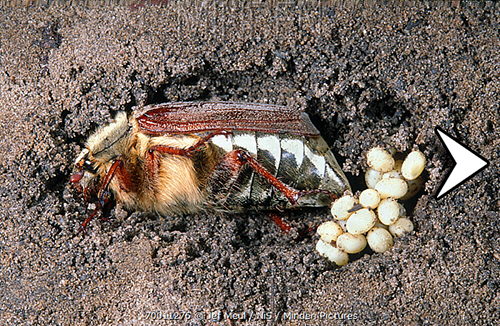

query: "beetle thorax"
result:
(86, 112), (131, 163)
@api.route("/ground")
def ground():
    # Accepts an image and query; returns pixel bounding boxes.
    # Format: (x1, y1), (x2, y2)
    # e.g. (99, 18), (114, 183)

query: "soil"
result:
(0, 1), (499, 325)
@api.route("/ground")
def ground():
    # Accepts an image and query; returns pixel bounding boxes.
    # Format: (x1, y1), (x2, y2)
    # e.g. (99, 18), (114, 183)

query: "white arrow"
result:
(435, 127), (489, 199)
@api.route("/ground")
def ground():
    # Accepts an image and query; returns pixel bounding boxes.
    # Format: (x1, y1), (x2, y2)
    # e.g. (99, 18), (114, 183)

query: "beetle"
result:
(70, 102), (351, 230)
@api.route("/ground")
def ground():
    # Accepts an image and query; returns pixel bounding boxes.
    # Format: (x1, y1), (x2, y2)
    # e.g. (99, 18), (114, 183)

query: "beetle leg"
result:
(97, 160), (125, 203)
(78, 194), (115, 233)
(78, 159), (125, 232)
(79, 205), (101, 234)
(269, 212), (292, 234)
(269, 213), (318, 241)
(297, 223), (319, 241)
(234, 150), (337, 205)
(149, 130), (231, 157)
(185, 130), (231, 155)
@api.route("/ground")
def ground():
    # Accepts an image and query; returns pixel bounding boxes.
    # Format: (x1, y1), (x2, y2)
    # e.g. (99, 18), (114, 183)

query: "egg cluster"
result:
(316, 147), (425, 266)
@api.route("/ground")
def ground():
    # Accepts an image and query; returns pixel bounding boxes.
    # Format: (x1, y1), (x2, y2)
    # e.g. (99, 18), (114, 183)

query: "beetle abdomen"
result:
(207, 131), (350, 210)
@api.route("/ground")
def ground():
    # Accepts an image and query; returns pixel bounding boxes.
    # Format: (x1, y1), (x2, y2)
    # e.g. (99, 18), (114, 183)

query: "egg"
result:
(377, 197), (400, 225)
(374, 178), (408, 199)
(336, 233), (367, 254)
(366, 147), (395, 172)
(316, 240), (349, 266)
(316, 221), (343, 244)
(359, 189), (381, 209)
(331, 195), (358, 220)
(365, 168), (384, 189)
(366, 227), (394, 253)
(346, 208), (376, 235)
(401, 150), (426, 180)
(389, 217), (414, 237)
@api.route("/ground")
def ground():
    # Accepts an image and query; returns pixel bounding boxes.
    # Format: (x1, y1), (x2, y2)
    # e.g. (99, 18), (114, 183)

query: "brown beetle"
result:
(70, 102), (351, 229)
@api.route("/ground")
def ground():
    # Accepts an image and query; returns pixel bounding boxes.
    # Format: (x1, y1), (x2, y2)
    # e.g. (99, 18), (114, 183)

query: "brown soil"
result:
(0, 2), (498, 325)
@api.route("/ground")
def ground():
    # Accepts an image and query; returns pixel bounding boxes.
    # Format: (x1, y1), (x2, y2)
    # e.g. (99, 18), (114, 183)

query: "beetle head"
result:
(70, 148), (99, 198)
(70, 112), (130, 194)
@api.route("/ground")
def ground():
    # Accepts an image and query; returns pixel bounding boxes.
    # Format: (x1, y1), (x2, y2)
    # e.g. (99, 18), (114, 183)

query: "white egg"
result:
(377, 198), (400, 225)
(331, 195), (358, 220)
(336, 233), (367, 254)
(366, 227), (394, 253)
(401, 150), (426, 180)
(374, 178), (408, 199)
(366, 147), (395, 172)
(389, 217), (414, 237)
(316, 240), (349, 266)
(316, 221), (343, 244)
(365, 168), (384, 189)
(359, 189), (381, 209)
(346, 208), (376, 235)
